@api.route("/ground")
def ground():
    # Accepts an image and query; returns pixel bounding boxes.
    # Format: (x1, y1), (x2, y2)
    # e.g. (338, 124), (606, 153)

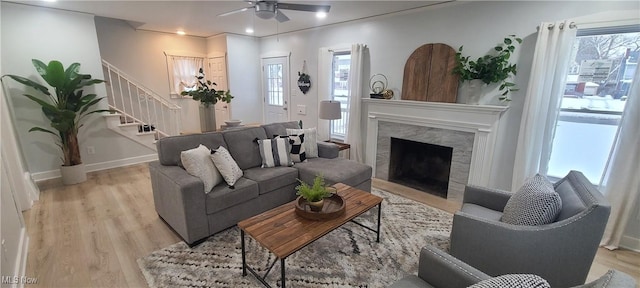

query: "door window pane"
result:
(266, 63), (283, 106)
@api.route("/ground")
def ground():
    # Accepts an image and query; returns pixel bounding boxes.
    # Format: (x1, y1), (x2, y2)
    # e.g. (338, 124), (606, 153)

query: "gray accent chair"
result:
(389, 245), (636, 288)
(449, 171), (611, 287)
(149, 121), (372, 246)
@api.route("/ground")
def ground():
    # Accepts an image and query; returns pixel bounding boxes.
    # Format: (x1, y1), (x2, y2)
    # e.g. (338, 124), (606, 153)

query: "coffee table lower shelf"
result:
(238, 183), (382, 288)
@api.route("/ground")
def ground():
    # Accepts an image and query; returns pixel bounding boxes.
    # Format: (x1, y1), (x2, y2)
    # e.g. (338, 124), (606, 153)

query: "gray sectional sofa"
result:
(149, 121), (372, 246)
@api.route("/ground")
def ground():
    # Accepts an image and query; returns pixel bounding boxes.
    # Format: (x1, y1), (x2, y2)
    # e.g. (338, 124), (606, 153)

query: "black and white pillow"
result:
(286, 127), (318, 158)
(468, 274), (550, 288)
(257, 138), (294, 168)
(280, 134), (306, 163)
(501, 174), (562, 226)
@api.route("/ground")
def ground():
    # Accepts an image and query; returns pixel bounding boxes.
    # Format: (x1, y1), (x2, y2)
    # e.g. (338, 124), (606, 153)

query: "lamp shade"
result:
(319, 100), (341, 120)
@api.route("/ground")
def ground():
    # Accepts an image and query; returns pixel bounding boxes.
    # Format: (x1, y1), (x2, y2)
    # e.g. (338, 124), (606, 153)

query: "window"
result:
(330, 52), (351, 141)
(547, 26), (639, 183)
(166, 55), (204, 96)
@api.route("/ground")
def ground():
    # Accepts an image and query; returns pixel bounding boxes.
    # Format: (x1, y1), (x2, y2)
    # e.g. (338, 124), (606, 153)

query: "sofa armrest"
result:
(148, 161), (209, 245)
(318, 141), (339, 159)
(417, 244), (490, 288)
(462, 185), (512, 212)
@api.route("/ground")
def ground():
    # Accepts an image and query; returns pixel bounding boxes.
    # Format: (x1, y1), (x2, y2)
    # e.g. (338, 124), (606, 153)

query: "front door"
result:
(207, 56), (230, 129)
(262, 57), (289, 124)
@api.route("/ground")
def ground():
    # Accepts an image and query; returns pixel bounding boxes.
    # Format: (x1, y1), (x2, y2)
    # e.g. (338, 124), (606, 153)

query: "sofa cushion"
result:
(280, 134), (306, 163)
(257, 138), (293, 167)
(461, 203), (503, 222)
(501, 174), (562, 226)
(295, 157), (371, 188)
(211, 146), (243, 187)
(180, 144), (222, 193)
(222, 127), (268, 170)
(262, 121), (300, 138)
(468, 274), (550, 288)
(157, 132), (227, 166)
(287, 127), (318, 158)
(206, 178), (259, 214)
(243, 166), (298, 195)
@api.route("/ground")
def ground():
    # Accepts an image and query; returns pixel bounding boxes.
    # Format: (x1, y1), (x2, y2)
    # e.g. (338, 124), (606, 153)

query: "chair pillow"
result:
(286, 127), (318, 158)
(257, 138), (294, 168)
(468, 274), (550, 288)
(210, 146), (243, 187)
(280, 134), (307, 163)
(180, 144), (222, 193)
(501, 174), (562, 226)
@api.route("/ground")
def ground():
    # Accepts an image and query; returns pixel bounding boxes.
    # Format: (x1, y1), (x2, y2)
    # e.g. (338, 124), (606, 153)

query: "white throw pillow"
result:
(180, 144), (222, 193)
(287, 127), (318, 158)
(210, 146), (244, 187)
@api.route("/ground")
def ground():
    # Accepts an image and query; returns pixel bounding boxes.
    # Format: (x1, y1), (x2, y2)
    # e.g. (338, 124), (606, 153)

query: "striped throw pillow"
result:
(257, 138), (294, 168)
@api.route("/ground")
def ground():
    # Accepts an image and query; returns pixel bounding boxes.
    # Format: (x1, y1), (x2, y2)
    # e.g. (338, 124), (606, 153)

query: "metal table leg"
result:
(241, 230), (247, 276)
(376, 202), (382, 243)
(281, 258), (286, 288)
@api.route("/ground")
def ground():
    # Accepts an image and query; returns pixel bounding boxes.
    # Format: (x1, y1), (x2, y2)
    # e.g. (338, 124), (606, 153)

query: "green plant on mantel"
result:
(295, 174), (332, 203)
(452, 35), (523, 101)
(4, 59), (110, 167)
(181, 68), (233, 107)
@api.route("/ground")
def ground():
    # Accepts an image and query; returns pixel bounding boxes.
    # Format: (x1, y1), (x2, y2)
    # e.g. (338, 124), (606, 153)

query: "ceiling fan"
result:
(219, 1), (331, 23)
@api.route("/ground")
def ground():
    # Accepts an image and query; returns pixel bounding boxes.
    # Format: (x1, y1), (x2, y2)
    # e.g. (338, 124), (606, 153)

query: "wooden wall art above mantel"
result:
(401, 43), (459, 103)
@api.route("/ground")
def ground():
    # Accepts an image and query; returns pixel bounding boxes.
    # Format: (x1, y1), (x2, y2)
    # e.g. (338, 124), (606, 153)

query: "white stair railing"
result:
(102, 60), (181, 137)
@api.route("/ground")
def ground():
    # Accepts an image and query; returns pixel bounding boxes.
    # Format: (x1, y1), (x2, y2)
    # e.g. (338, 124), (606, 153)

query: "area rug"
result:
(137, 188), (453, 288)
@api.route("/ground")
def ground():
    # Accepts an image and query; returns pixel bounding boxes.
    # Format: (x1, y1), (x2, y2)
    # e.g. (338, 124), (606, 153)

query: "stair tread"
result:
(119, 122), (142, 127)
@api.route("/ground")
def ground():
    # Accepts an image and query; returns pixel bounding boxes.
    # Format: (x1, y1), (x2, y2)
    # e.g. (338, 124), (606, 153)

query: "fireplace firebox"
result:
(388, 137), (453, 198)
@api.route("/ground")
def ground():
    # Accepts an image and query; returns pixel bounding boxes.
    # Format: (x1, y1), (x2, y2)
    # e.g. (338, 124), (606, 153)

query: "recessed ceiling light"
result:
(316, 12), (327, 19)
(176, 30), (186, 36)
(43, 0), (56, 2)
(246, 28), (254, 34)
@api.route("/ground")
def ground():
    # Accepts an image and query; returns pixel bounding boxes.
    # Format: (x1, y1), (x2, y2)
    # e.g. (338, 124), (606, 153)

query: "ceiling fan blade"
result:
(218, 6), (253, 17)
(276, 2), (330, 13)
(275, 9), (290, 22)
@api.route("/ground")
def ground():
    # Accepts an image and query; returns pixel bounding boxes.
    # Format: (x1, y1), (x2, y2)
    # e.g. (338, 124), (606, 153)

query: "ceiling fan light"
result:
(255, 2), (276, 19)
(255, 10), (274, 19)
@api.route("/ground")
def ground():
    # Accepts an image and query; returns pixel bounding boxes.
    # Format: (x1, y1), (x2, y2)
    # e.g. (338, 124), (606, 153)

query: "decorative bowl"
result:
(225, 120), (242, 127)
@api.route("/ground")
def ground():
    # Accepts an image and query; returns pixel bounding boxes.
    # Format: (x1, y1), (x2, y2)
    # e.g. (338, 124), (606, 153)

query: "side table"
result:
(325, 140), (350, 159)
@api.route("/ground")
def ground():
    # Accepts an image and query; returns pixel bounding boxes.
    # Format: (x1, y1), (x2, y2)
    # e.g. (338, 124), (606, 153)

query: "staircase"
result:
(102, 60), (181, 150)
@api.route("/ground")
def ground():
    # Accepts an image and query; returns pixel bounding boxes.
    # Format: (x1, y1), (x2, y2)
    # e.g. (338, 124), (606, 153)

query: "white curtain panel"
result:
(511, 21), (577, 190)
(168, 56), (204, 95)
(317, 48), (334, 140)
(345, 44), (367, 163)
(599, 66), (640, 250)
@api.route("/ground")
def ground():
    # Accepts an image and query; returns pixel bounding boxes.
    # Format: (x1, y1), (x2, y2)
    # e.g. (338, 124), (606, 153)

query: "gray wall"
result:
(1, 3), (154, 179)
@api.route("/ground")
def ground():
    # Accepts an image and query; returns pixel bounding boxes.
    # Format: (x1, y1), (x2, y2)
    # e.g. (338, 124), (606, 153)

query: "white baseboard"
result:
(620, 235), (640, 253)
(31, 154), (158, 182)
(13, 227), (29, 288)
(23, 172), (39, 203)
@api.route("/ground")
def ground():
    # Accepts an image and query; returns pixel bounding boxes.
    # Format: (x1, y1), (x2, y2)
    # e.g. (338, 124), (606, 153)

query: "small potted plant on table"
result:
(296, 175), (333, 212)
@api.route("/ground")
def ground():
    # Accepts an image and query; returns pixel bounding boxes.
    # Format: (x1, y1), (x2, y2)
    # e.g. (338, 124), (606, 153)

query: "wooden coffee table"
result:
(238, 183), (383, 288)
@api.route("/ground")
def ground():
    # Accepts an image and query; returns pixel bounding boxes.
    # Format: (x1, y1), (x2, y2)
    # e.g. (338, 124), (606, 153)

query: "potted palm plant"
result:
(295, 175), (333, 212)
(180, 68), (233, 132)
(5, 59), (110, 185)
(453, 35), (522, 103)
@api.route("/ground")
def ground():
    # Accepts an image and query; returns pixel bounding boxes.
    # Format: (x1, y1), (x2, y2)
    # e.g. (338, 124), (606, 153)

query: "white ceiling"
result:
(13, 1), (454, 37)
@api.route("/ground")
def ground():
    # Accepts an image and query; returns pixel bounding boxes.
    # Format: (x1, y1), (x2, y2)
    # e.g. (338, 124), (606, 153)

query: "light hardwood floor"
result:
(24, 164), (639, 287)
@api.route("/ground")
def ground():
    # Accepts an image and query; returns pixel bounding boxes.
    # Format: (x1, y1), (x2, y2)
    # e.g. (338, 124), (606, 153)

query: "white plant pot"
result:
(60, 163), (87, 185)
(199, 104), (217, 132)
(457, 79), (502, 105)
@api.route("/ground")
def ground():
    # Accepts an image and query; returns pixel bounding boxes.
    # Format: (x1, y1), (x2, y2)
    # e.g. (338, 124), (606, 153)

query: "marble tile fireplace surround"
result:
(363, 99), (508, 202)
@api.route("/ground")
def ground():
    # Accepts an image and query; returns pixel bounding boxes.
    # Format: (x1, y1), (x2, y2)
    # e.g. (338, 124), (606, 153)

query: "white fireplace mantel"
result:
(363, 98), (508, 187)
